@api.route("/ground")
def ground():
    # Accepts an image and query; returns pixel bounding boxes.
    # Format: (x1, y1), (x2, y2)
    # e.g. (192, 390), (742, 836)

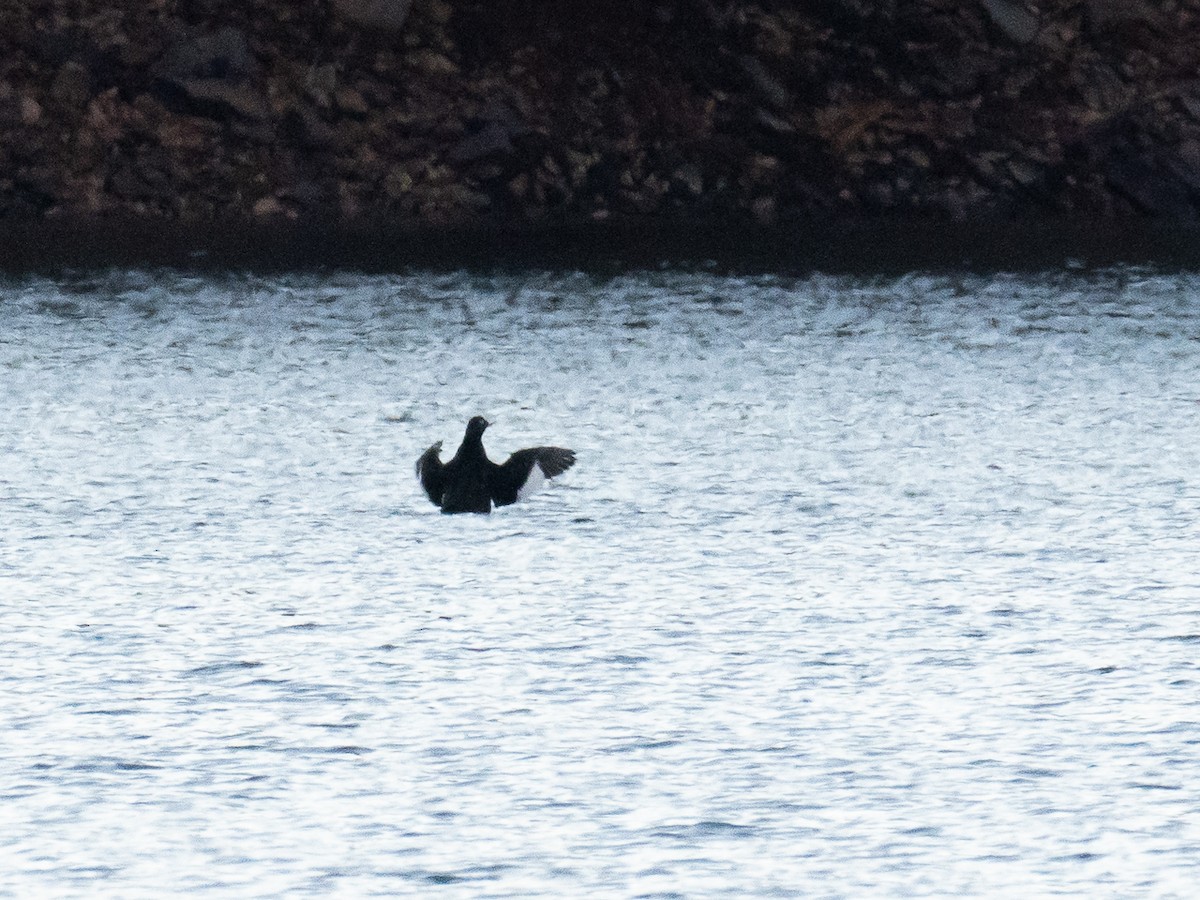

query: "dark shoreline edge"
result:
(3, 216), (1199, 276)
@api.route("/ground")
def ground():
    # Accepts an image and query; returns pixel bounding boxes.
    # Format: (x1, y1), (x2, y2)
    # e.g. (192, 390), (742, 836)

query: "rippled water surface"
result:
(3, 268), (1199, 896)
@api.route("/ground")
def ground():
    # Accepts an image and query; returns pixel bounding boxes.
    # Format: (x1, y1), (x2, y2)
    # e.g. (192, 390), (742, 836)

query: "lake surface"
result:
(3, 268), (1199, 896)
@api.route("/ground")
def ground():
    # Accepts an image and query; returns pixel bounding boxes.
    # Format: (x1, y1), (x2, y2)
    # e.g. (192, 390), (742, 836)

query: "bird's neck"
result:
(457, 434), (487, 459)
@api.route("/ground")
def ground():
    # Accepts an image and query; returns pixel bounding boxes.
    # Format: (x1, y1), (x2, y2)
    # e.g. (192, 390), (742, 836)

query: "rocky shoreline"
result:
(2, 0), (1200, 266)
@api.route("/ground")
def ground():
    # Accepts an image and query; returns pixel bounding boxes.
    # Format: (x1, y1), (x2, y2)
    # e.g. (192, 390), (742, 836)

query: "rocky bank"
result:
(2, 0), (1200, 264)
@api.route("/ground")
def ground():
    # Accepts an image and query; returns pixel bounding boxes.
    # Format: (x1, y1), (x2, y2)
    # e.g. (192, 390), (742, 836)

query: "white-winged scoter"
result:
(416, 416), (576, 514)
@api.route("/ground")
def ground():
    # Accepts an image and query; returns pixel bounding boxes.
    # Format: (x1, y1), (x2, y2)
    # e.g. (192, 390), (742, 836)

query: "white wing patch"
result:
(517, 460), (547, 501)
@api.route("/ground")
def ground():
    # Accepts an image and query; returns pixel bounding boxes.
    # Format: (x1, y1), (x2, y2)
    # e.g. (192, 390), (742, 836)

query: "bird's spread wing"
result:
(415, 441), (445, 506)
(490, 447), (576, 507)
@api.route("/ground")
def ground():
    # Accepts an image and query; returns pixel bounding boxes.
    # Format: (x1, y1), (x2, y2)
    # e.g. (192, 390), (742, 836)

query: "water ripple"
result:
(2, 268), (1199, 895)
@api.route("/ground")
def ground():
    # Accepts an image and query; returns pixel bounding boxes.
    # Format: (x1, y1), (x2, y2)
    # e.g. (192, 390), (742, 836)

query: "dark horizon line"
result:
(3, 215), (1199, 276)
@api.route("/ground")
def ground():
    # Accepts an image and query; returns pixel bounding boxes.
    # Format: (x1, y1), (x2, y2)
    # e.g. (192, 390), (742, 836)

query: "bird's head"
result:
(466, 415), (490, 438)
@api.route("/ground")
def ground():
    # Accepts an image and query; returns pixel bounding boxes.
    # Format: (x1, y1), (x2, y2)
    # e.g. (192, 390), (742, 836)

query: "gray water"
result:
(2, 269), (1199, 897)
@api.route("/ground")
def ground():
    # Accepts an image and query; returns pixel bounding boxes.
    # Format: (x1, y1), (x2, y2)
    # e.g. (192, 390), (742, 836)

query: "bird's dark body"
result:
(416, 417), (575, 514)
(438, 447), (494, 514)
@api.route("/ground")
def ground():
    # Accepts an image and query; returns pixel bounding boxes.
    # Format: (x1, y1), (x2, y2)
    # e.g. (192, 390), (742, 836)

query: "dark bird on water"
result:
(416, 416), (576, 514)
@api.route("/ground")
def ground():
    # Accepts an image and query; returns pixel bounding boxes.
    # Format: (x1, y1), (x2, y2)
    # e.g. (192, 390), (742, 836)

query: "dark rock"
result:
(15, 165), (59, 202)
(1179, 94), (1200, 124)
(932, 52), (991, 97)
(155, 27), (257, 87)
(29, 25), (98, 69)
(107, 165), (148, 201)
(304, 64), (338, 109)
(980, 0), (1039, 45)
(1007, 157), (1041, 187)
(449, 103), (529, 166)
(108, 150), (174, 204)
(451, 119), (515, 165)
(751, 195), (777, 224)
(50, 61), (93, 110)
(0, 93), (19, 130)
(28, 23), (135, 96)
(1105, 151), (1196, 217)
(507, 172), (530, 201)
(180, 80), (273, 121)
(1164, 141), (1200, 195)
(332, 0), (413, 32)
(753, 107), (795, 136)
(671, 164), (704, 196)
(19, 95), (43, 126)
(739, 56), (790, 110)
(151, 26), (268, 123)
(278, 178), (330, 209)
(404, 49), (459, 77)
(252, 196), (288, 218)
(1084, 0), (1160, 31)
(335, 88), (370, 118)
(383, 166), (414, 199)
